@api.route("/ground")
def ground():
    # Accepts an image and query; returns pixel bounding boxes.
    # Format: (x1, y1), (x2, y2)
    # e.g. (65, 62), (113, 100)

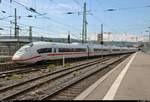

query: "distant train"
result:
(12, 41), (137, 64)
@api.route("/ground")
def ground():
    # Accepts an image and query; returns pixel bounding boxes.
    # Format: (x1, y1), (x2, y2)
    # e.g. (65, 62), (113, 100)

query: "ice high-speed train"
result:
(12, 41), (137, 64)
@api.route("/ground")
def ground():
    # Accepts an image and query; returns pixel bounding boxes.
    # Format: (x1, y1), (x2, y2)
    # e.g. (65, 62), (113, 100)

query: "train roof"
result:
(29, 41), (88, 48)
(26, 41), (136, 49)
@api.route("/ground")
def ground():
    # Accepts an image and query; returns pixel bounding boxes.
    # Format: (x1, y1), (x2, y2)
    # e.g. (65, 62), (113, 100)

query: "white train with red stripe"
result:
(12, 41), (137, 64)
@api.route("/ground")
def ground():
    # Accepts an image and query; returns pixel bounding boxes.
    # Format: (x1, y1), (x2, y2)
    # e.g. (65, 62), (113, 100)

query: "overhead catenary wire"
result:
(0, 19), (60, 35)
(105, 5), (150, 11)
(12, 0), (81, 31)
(1, 18), (81, 39)
(2, 0), (149, 40)
(0, 12), (79, 33)
(73, 0), (82, 8)
(91, 14), (121, 34)
(12, 0), (46, 15)
(92, 0), (136, 34)
(1, 0), (82, 39)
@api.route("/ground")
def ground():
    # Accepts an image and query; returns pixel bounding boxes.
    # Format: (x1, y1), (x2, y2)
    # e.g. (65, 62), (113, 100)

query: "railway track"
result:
(0, 54), (122, 73)
(0, 54), (130, 100)
(0, 55), (114, 78)
(49, 54), (129, 100)
(0, 62), (27, 72)
(0, 64), (48, 78)
(39, 55), (128, 100)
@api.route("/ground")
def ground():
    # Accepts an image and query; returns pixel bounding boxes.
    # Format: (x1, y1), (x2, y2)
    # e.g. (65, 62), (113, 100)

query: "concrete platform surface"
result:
(75, 52), (150, 100)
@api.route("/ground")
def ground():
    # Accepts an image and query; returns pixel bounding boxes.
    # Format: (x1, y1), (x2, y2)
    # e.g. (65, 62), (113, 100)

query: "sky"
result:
(0, 0), (150, 42)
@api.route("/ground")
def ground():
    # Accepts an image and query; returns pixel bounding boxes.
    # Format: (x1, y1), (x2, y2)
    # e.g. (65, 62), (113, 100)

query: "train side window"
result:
(113, 49), (120, 51)
(103, 49), (108, 51)
(73, 48), (86, 52)
(59, 48), (65, 52)
(94, 49), (103, 52)
(59, 48), (71, 52)
(59, 48), (86, 52)
(37, 48), (52, 54)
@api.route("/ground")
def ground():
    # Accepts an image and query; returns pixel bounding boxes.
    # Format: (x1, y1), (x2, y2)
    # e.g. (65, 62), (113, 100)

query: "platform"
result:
(75, 52), (150, 100)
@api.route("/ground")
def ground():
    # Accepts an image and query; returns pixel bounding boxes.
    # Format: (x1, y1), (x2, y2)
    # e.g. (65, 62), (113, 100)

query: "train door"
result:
(51, 48), (58, 60)
(53, 48), (57, 53)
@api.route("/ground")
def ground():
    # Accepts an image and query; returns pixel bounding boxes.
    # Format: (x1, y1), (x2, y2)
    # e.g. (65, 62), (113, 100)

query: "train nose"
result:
(12, 55), (22, 62)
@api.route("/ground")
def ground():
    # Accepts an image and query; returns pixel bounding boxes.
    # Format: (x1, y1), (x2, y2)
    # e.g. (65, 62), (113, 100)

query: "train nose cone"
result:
(12, 55), (21, 61)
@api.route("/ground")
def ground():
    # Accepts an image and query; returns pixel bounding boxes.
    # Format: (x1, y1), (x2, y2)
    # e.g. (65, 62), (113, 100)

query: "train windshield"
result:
(26, 43), (33, 47)
(16, 43), (33, 53)
(18, 48), (27, 52)
(17, 46), (31, 53)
